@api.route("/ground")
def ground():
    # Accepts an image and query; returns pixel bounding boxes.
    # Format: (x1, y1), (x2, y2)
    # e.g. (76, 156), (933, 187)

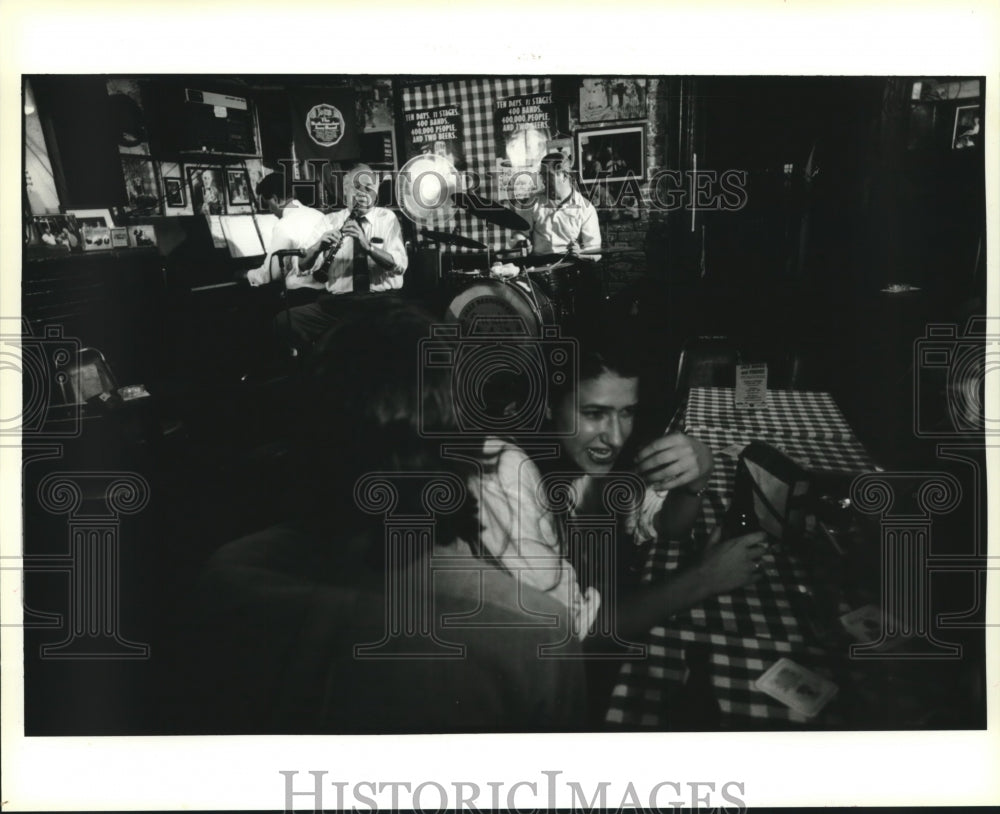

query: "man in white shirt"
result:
(281, 164), (408, 350)
(244, 172), (327, 293)
(299, 165), (407, 294)
(509, 152), (604, 319)
(511, 151), (603, 263)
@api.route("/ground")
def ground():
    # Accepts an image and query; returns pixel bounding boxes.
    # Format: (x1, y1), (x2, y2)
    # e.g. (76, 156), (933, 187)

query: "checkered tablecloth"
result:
(684, 387), (859, 441)
(605, 389), (873, 728)
(401, 78), (550, 254)
(696, 427), (876, 476)
(606, 632), (839, 726)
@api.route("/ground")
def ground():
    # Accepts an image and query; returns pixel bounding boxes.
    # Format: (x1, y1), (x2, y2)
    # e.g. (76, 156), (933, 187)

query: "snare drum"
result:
(524, 262), (597, 322)
(526, 267), (574, 320)
(444, 276), (557, 336)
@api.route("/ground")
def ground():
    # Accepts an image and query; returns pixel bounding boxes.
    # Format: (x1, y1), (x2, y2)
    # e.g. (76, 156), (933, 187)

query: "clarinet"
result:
(313, 209), (363, 284)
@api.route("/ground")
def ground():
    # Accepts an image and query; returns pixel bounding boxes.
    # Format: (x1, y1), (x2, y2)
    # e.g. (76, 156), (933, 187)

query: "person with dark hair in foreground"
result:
(172, 303), (584, 733)
(471, 316), (769, 643)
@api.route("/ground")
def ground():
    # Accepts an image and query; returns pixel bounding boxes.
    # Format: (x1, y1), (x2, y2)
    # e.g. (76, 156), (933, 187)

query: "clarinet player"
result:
(280, 163), (408, 352)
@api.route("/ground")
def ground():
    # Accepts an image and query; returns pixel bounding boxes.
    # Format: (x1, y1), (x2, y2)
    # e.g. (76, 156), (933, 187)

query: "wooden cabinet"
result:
(22, 249), (166, 386)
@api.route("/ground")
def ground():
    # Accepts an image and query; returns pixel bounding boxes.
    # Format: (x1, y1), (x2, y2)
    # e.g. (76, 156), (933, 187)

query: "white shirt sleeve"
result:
(246, 220), (293, 286)
(578, 201), (602, 256)
(473, 441), (586, 614)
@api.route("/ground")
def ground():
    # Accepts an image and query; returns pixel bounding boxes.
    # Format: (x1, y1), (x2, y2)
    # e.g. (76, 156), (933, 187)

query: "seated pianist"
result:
(243, 171), (328, 302)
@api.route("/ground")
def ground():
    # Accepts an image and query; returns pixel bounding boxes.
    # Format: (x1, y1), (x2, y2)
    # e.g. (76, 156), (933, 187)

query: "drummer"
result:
(509, 151), (603, 265)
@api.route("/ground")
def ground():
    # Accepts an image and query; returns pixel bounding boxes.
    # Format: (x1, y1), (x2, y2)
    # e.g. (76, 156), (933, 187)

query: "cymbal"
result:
(576, 246), (642, 256)
(452, 192), (530, 232)
(420, 229), (487, 251)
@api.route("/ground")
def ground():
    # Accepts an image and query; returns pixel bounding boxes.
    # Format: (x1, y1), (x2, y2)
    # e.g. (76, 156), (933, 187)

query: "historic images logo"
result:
(305, 104), (346, 147)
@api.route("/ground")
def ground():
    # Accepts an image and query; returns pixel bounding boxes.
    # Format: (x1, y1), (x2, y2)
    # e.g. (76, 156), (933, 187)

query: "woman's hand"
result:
(634, 433), (714, 493)
(695, 526), (768, 595)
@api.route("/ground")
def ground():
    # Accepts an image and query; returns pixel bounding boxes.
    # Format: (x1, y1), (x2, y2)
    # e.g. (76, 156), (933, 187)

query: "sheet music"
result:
(219, 214), (277, 257)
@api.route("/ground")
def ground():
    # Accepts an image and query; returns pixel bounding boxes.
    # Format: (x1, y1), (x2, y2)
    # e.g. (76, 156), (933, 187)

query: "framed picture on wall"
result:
(579, 78), (647, 123)
(129, 224), (157, 248)
(577, 125), (646, 183)
(913, 78), (981, 101)
(33, 214), (82, 252)
(225, 168), (252, 208)
(186, 165), (225, 215)
(952, 104), (981, 149)
(164, 177), (186, 208)
(359, 81), (394, 133)
(66, 208), (114, 250)
(120, 155), (161, 215)
(66, 208), (114, 228)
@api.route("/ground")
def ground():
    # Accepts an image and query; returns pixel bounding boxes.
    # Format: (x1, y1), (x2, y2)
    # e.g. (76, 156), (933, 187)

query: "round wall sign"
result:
(305, 104), (345, 147)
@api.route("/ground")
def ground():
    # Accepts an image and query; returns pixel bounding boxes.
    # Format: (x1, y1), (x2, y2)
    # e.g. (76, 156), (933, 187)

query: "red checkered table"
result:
(605, 388), (876, 728)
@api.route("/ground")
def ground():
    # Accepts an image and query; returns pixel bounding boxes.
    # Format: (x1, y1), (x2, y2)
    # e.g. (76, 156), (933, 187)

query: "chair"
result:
(55, 347), (117, 405)
(674, 336), (740, 393)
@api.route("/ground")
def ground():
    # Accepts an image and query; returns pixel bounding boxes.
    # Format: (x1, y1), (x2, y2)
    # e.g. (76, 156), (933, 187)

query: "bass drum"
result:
(444, 276), (557, 336)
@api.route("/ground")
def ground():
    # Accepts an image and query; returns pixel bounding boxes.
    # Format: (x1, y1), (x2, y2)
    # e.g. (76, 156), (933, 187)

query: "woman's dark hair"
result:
(291, 303), (478, 562)
(547, 314), (640, 414)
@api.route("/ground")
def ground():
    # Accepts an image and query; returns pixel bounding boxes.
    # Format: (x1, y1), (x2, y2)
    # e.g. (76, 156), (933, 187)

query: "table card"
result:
(735, 363), (768, 408)
(754, 657), (838, 718)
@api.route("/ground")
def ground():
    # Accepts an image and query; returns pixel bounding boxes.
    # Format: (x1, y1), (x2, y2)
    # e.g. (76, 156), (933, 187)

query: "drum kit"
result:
(424, 191), (641, 336)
